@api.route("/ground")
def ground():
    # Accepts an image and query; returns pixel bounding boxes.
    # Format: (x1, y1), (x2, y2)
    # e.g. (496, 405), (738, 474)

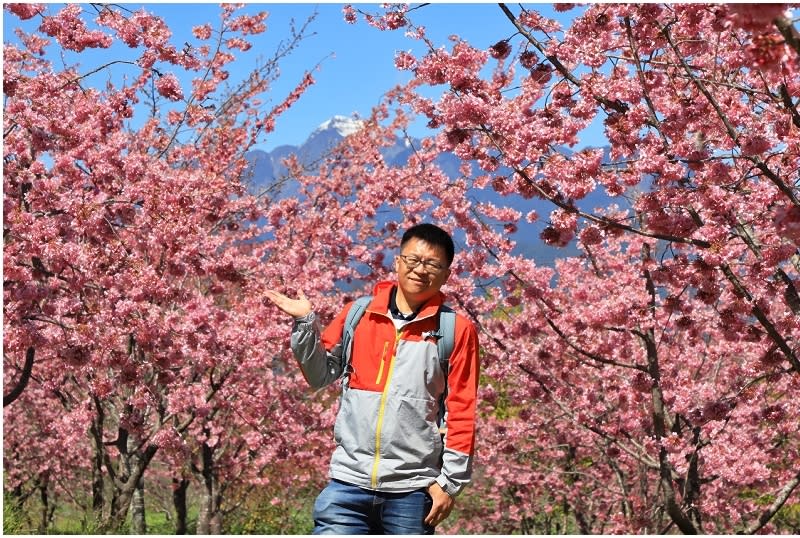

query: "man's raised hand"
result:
(264, 289), (313, 319)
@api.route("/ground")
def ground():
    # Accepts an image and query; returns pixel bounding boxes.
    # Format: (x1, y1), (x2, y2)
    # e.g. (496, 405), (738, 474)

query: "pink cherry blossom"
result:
(343, 5), (357, 24)
(7, 3), (44, 20)
(154, 72), (183, 101)
(193, 23), (213, 40)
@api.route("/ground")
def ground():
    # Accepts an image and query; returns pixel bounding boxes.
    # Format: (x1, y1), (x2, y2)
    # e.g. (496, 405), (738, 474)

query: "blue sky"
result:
(231, 2), (577, 150)
(3, 3), (589, 151)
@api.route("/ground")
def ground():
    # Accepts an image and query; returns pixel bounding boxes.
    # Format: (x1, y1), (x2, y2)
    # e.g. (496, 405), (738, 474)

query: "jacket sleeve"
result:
(290, 305), (352, 389)
(435, 315), (480, 497)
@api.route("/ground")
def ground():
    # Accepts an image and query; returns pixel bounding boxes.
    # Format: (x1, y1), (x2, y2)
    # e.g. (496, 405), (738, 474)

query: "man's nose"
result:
(410, 264), (429, 277)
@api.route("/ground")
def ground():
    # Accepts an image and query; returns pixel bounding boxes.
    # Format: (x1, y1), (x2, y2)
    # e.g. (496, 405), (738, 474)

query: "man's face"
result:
(394, 238), (451, 305)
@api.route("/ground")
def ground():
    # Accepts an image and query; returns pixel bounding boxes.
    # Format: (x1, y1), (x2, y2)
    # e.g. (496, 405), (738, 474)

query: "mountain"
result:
(311, 115), (365, 138)
(242, 116), (366, 198)
(244, 116), (624, 266)
(244, 115), (451, 194)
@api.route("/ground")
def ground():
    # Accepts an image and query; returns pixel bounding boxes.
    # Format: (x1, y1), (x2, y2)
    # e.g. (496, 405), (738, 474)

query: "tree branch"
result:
(642, 243), (699, 534)
(498, 3), (632, 115)
(3, 347), (35, 407)
(718, 262), (800, 373)
(774, 15), (800, 58)
(660, 21), (800, 208)
(513, 166), (712, 248)
(741, 468), (800, 534)
(518, 363), (660, 470)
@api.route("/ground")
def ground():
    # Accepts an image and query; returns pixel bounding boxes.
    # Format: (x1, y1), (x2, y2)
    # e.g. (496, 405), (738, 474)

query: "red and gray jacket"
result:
(291, 281), (480, 497)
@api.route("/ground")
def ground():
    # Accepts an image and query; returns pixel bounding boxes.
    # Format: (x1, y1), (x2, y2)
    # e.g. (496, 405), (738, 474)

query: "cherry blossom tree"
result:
(338, 2), (800, 534)
(3, 2), (330, 532)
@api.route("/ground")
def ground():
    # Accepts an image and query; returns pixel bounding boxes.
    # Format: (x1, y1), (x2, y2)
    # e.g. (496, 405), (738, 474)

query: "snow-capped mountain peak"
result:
(312, 115), (365, 138)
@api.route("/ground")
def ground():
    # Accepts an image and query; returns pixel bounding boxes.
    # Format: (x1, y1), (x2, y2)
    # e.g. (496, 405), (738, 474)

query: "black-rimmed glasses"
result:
(398, 254), (447, 274)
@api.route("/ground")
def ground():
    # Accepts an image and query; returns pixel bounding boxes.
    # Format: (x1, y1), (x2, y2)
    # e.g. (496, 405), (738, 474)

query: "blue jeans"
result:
(312, 479), (435, 535)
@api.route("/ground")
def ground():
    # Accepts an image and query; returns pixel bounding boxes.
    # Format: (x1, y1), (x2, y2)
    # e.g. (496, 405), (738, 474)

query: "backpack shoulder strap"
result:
(436, 305), (457, 430)
(437, 305), (457, 372)
(341, 296), (372, 379)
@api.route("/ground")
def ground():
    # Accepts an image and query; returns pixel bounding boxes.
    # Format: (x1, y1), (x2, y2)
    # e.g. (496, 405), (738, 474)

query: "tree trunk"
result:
(9, 485), (33, 531)
(90, 408), (106, 517)
(129, 477), (146, 534)
(173, 477), (190, 534)
(37, 473), (55, 534)
(37, 478), (48, 534)
(127, 434), (147, 534)
(642, 246), (699, 535)
(197, 483), (223, 534)
(197, 442), (223, 534)
(105, 470), (150, 533)
(100, 439), (158, 534)
(107, 489), (124, 533)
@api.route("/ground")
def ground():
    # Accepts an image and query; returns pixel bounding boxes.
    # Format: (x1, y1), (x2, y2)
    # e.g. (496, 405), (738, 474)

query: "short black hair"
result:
(401, 223), (455, 266)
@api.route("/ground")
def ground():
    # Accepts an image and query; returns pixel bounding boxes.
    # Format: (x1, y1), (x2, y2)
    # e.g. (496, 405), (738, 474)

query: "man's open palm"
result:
(264, 289), (313, 319)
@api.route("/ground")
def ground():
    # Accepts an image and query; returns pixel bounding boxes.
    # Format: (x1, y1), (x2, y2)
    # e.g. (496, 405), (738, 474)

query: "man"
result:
(265, 223), (480, 534)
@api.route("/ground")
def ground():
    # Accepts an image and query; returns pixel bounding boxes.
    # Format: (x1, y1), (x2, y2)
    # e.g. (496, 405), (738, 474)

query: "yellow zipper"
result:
(371, 329), (403, 488)
(374, 342), (390, 385)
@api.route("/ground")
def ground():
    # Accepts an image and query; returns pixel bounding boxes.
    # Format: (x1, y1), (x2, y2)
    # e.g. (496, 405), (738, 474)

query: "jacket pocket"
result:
(388, 396), (442, 470)
(334, 389), (380, 458)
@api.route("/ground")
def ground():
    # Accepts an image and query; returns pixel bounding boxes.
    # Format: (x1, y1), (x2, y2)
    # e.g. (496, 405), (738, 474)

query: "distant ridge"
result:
(243, 116), (624, 265)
